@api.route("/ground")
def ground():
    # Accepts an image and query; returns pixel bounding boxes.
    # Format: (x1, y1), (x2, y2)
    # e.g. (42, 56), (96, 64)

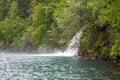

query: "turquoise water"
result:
(0, 53), (120, 80)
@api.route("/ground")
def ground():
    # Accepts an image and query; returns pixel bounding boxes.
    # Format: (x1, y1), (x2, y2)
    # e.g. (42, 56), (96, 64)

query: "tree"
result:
(0, 1), (27, 49)
(16, 0), (31, 18)
(31, 2), (57, 47)
(0, 0), (11, 21)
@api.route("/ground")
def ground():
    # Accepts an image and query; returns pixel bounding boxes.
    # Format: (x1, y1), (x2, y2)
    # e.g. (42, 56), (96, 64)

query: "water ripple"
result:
(0, 53), (120, 80)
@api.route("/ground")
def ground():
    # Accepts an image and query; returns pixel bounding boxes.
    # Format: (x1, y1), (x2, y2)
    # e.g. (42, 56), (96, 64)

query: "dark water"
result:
(0, 53), (120, 80)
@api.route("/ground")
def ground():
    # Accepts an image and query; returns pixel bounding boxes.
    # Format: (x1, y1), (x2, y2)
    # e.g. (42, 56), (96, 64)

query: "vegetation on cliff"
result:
(0, 0), (120, 60)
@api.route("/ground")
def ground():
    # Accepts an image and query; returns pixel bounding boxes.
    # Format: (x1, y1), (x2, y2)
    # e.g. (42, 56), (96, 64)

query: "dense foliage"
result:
(0, 0), (119, 59)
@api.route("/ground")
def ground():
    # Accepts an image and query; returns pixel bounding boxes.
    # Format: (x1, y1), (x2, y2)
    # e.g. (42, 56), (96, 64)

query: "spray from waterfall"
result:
(34, 31), (83, 57)
(0, 31), (82, 57)
(32, 30), (82, 57)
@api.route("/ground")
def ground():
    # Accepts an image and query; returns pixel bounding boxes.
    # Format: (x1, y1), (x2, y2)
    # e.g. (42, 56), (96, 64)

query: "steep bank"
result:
(78, 26), (120, 62)
(75, 0), (120, 62)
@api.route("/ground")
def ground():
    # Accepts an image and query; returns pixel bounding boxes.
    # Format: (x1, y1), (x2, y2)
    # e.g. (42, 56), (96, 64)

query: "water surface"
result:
(0, 52), (120, 80)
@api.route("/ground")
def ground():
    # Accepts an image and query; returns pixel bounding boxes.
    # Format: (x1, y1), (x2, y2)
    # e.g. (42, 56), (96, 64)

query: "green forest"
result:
(0, 0), (120, 60)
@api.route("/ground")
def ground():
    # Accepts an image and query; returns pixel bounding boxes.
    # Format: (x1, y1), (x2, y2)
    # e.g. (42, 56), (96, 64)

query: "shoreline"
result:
(77, 52), (120, 65)
(0, 47), (120, 65)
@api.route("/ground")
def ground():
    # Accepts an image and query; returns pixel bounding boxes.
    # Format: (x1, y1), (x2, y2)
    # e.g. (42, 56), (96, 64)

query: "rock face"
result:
(77, 50), (91, 60)
(78, 50), (120, 63)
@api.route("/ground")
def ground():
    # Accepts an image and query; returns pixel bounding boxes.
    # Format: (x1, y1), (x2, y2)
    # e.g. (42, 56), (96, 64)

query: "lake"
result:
(0, 52), (120, 80)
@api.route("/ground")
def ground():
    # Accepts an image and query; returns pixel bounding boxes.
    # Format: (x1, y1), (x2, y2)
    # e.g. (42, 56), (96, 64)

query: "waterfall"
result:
(64, 31), (82, 56)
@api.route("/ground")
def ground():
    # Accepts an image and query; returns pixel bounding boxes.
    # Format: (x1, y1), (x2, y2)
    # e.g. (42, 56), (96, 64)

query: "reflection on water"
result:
(0, 52), (120, 80)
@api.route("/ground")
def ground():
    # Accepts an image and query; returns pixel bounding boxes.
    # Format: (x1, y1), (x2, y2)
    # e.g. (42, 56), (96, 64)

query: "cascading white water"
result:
(34, 31), (83, 57)
(31, 31), (82, 57)
(64, 31), (82, 56)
